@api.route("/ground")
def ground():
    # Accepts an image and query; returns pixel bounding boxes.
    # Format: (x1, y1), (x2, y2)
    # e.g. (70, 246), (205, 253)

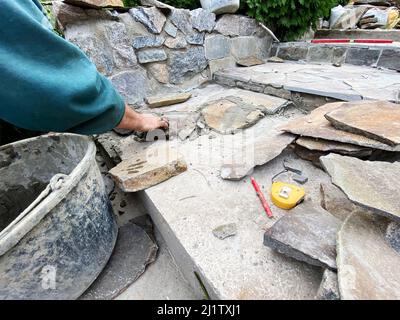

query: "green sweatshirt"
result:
(0, 0), (125, 135)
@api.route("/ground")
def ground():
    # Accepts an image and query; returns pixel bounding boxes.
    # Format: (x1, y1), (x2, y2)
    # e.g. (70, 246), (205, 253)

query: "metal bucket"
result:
(0, 133), (117, 299)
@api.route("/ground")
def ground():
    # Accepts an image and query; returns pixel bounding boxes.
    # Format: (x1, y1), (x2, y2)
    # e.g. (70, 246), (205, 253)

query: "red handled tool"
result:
(251, 177), (273, 218)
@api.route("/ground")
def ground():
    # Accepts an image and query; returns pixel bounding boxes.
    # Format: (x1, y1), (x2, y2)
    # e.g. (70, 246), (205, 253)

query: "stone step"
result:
(214, 62), (400, 110)
(270, 41), (400, 71)
(315, 29), (400, 42)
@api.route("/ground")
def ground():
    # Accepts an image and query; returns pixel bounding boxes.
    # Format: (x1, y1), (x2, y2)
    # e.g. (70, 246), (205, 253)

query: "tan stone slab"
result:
(320, 153), (400, 222)
(325, 101), (400, 147)
(236, 56), (264, 67)
(64, 0), (124, 9)
(201, 97), (265, 134)
(337, 211), (400, 300)
(280, 102), (398, 151)
(109, 145), (187, 192)
(146, 93), (192, 108)
(296, 137), (372, 156)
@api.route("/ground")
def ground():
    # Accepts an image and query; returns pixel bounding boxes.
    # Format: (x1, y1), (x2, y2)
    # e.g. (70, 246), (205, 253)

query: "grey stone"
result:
(64, 0), (124, 8)
(80, 222), (158, 300)
(283, 158), (303, 175)
(209, 57), (236, 76)
(104, 22), (138, 68)
(139, 0), (175, 10)
(132, 35), (165, 49)
(110, 69), (149, 105)
(320, 183), (357, 222)
(186, 31), (205, 45)
(267, 56), (284, 63)
(332, 47), (347, 66)
(315, 269), (340, 300)
(378, 49), (400, 71)
(147, 62), (169, 84)
(164, 35), (187, 49)
(263, 202), (341, 270)
(168, 47), (208, 84)
(205, 35), (231, 60)
(236, 81), (265, 93)
(212, 223), (237, 240)
(320, 153), (400, 222)
(129, 7), (166, 34)
(231, 36), (258, 60)
(119, 12), (151, 37)
(278, 45), (308, 61)
(164, 20), (178, 37)
(307, 46), (334, 63)
(214, 14), (264, 37)
(337, 211), (400, 299)
(169, 9), (193, 36)
(385, 221), (400, 254)
(293, 174), (308, 185)
(137, 48), (167, 63)
(345, 48), (380, 66)
(190, 8), (216, 32)
(66, 31), (114, 75)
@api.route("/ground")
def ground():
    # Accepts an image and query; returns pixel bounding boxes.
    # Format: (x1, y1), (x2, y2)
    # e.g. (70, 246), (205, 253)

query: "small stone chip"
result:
(212, 223), (237, 240)
(146, 92), (192, 108)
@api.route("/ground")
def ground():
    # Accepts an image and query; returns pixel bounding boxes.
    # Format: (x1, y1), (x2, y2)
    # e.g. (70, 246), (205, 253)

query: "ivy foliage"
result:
(241, 0), (342, 41)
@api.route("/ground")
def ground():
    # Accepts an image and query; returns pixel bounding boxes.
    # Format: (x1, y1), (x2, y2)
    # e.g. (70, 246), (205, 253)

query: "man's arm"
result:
(0, 0), (166, 135)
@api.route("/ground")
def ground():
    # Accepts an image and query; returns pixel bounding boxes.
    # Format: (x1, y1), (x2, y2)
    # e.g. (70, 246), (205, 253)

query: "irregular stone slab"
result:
(321, 153), (400, 222)
(280, 102), (398, 151)
(325, 101), (400, 147)
(168, 47), (208, 84)
(137, 48), (167, 63)
(132, 35), (165, 49)
(267, 56), (284, 63)
(110, 69), (149, 105)
(140, 0), (175, 10)
(212, 223), (237, 240)
(164, 20), (178, 37)
(236, 56), (264, 67)
(205, 35), (231, 60)
(146, 92), (192, 108)
(80, 222), (158, 300)
(186, 31), (205, 45)
(64, 0), (124, 9)
(220, 131), (295, 180)
(214, 14), (264, 37)
(190, 8), (216, 32)
(231, 37), (258, 60)
(129, 7), (166, 34)
(169, 8), (193, 36)
(385, 221), (400, 254)
(315, 269), (340, 300)
(296, 137), (372, 157)
(337, 211), (400, 299)
(147, 62), (169, 84)
(109, 145), (188, 192)
(201, 97), (265, 135)
(164, 35), (187, 49)
(320, 183), (357, 222)
(264, 202), (341, 270)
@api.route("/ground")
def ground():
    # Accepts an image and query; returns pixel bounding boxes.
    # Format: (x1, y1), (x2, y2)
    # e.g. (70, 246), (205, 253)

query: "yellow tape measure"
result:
(271, 181), (305, 210)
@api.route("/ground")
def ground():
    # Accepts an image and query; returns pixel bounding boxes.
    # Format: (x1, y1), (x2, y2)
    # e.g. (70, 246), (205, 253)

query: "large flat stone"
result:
(264, 202), (341, 270)
(80, 222), (158, 300)
(280, 102), (399, 152)
(64, 0), (124, 9)
(220, 130), (295, 180)
(337, 211), (400, 299)
(137, 48), (167, 63)
(214, 62), (400, 103)
(325, 101), (400, 147)
(109, 145), (188, 192)
(110, 69), (149, 105)
(200, 97), (265, 135)
(320, 183), (357, 222)
(214, 14), (264, 37)
(296, 137), (372, 157)
(320, 153), (400, 222)
(190, 8), (216, 32)
(205, 34), (231, 60)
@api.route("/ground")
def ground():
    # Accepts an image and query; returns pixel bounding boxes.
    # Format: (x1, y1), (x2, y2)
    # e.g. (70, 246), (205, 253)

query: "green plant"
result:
(241, 0), (342, 41)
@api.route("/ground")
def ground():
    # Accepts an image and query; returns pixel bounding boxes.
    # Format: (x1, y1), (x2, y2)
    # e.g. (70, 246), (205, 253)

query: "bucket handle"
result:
(0, 174), (69, 239)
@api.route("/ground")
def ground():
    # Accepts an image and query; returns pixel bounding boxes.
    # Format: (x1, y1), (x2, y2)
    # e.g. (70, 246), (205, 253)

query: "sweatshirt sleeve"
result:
(0, 0), (125, 135)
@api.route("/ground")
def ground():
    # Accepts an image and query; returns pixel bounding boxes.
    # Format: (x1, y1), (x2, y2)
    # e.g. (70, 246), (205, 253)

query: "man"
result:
(0, 0), (168, 142)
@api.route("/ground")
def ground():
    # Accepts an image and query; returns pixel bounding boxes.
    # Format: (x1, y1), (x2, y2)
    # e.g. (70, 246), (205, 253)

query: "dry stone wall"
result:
(53, 2), (272, 107)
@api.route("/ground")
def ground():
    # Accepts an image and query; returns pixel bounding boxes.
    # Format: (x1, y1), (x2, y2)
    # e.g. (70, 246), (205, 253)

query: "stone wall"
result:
(53, 2), (272, 107)
(271, 42), (400, 71)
